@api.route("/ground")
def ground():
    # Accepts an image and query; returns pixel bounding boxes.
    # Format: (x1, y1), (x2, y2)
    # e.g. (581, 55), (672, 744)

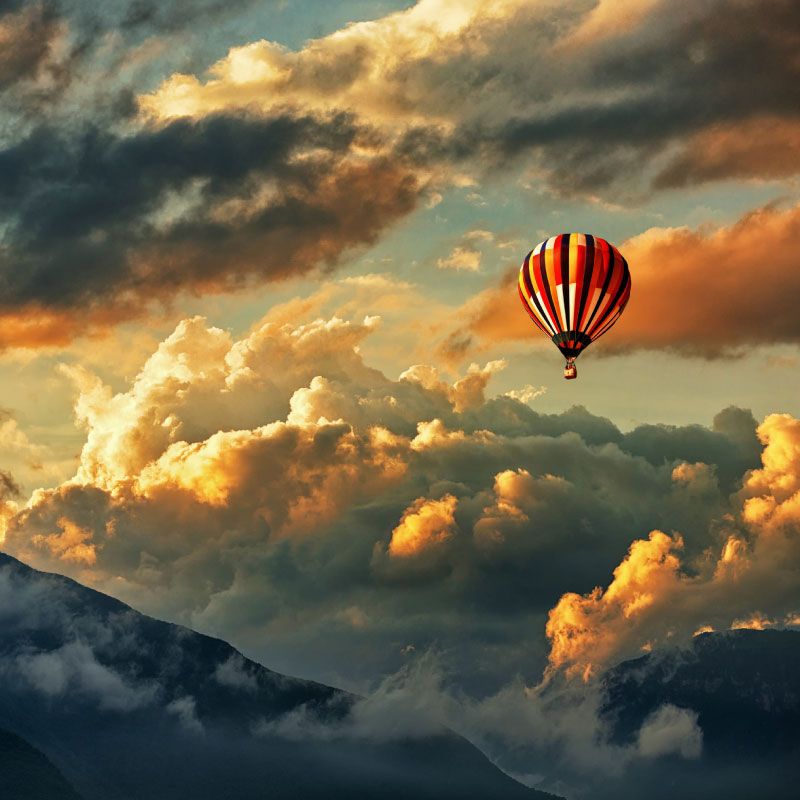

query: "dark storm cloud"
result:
(0, 111), (422, 323)
(0, 2), (61, 91)
(0, 0), (257, 107)
(464, 0), (800, 193)
(322, 0), (800, 196)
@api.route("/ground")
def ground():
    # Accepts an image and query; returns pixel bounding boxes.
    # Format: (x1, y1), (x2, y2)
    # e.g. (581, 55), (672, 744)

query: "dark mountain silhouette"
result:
(0, 552), (554, 800)
(597, 629), (800, 800)
(0, 728), (83, 799)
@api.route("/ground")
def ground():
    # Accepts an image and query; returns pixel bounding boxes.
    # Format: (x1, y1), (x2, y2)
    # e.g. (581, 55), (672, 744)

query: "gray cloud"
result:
(14, 640), (158, 710)
(0, 113), (423, 341)
(636, 704), (702, 759)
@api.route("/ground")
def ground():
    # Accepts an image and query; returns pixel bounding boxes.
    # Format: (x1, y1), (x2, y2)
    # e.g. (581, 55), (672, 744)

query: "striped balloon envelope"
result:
(518, 233), (631, 379)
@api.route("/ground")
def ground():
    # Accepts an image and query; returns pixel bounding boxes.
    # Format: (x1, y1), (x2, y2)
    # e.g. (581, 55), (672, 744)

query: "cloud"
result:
(31, 517), (97, 565)
(166, 695), (204, 733)
(0, 311), (774, 700)
(14, 640), (157, 711)
(387, 494), (458, 557)
(141, 0), (800, 198)
(636, 704), (702, 759)
(3, 0), (799, 347)
(450, 202), (800, 359)
(503, 384), (546, 404)
(214, 653), (259, 691)
(0, 408), (67, 506)
(437, 246), (482, 271)
(655, 117), (800, 187)
(0, 113), (427, 346)
(259, 647), (704, 799)
(2, 307), (798, 793)
(139, 0), (530, 125)
(0, 2), (61, 92)
(543, 411), (800, 679)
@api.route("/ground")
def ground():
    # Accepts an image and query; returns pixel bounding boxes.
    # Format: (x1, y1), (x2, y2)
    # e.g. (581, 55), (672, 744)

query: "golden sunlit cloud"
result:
(139, 0), (530, 126)
(544, 412), (800, 680)
(388, 494), (458, 557)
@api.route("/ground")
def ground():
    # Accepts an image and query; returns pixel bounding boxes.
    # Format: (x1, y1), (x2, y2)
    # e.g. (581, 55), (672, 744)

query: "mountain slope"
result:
(0, 728), (83, 800)
(598, 629), (800, 800)
(0, 552), (552, 800)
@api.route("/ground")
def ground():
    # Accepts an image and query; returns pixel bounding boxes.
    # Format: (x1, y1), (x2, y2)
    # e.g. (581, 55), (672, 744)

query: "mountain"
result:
(0, 728), (83, 799)
(0, 553), (553, 800)
(598, 629), (800, 800)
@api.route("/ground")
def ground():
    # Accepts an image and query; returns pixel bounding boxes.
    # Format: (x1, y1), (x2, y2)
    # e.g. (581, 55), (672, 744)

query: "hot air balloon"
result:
(518, 233), (631, 380)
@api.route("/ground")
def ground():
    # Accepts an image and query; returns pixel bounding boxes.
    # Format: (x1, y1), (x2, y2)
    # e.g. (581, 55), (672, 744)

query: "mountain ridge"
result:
(0, 551), (555, 800)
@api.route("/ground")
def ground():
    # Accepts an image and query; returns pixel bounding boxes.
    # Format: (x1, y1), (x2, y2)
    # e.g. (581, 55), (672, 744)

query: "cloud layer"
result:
(3, 0), (800, 346)
(2, 312), (791, 699)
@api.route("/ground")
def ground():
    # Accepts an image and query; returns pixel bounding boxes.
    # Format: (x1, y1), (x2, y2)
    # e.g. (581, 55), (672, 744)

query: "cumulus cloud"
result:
(1, 307), (798, 794)
(0, 310), (775, 701)
(504, 385), (546, 405)
(31, 517), (97, 566)
(543, 412), (800, 679)
(387, 494), (458, 557)
(437, 246), (482, 271)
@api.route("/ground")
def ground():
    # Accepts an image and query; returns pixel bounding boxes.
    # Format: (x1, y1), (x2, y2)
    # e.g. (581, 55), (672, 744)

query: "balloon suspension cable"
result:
(563, 357), (577, 380)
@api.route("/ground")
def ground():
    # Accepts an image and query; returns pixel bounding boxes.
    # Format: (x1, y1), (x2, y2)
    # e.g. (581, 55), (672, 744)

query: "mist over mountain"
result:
(595, 629), (800, 800)
(2, 550), (798, 799)
(0, 552), (553, 800)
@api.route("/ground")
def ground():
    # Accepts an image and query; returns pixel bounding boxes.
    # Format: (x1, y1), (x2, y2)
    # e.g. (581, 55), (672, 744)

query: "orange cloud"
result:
(31, 517), (97, 566)
(730, 612), (775, 631)
(656, 117), (800, 187)
(546, 531), (686, 681)
(473, 468), (569, 547)
(388, 495), (458, 557)
(0, 304), (142, 351)
(401, 360), (506, 414)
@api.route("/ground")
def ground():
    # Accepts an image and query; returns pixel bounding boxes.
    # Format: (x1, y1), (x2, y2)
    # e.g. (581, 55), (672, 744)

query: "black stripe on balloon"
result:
(519, 284), (548, 335)
(583, 241), (616, 334)
(522, 253), (556, 335)
(592, 298), (629, 339)
(592, 256), (630, 335)
(560, 233), (571, 332)
(592, 311), (622, 340)
(576, 234), (595, 334)
(538, 240), (563, 334)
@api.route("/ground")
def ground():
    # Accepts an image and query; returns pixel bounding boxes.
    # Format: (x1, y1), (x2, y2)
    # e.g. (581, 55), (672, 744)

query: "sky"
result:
(2, 0), (800, 794)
